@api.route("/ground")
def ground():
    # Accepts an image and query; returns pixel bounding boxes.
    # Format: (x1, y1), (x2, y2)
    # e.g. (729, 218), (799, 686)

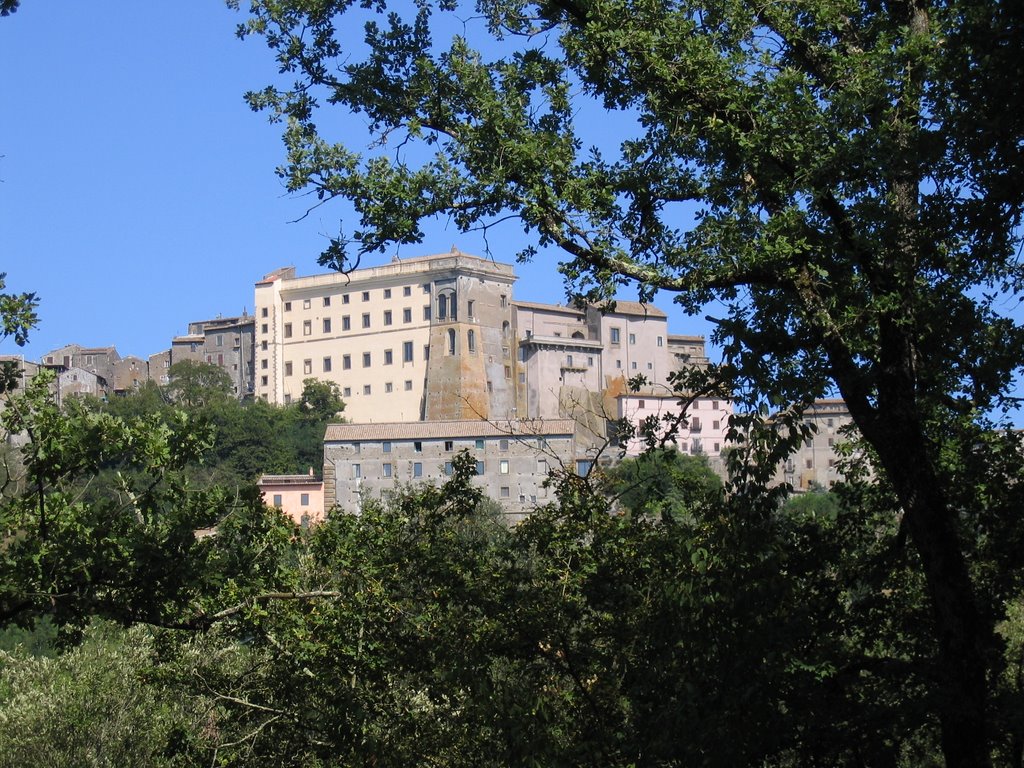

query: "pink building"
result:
(616, 393), (733, 475)
(257, 473), (326, 526)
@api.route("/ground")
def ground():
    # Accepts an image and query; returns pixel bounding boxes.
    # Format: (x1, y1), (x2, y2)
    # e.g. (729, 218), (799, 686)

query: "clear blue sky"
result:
(0, 2), (709, 365)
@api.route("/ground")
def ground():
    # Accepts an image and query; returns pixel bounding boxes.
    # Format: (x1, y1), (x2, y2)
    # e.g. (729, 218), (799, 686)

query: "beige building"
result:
(254, 250), (517, 423)
(323, 419), (578, 519)
(780, 399), (859, 490)
(616, 392), (733, 474)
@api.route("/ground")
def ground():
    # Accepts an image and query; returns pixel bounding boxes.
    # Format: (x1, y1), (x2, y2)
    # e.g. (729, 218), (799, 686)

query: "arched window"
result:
(572, 331), (585, 339)
(467, 329), (476, 353)
(447, 328), (457, 355)
(502, 320), (510, 339)
(437, 293), (448, 320)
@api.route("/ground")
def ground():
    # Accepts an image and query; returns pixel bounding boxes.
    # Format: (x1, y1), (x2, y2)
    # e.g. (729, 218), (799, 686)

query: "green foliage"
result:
(606, 447), (722, 521)
(0, 621), (210, 767)
(165, 360), (233, 409)
(298, 377), (345, 422)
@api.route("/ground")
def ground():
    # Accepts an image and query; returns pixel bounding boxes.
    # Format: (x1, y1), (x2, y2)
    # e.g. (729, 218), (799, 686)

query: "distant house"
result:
(258, 472), (325, 527)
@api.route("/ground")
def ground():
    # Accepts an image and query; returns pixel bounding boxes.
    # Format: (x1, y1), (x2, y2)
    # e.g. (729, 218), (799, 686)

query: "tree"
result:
(233, 1), (1024, 762)
(605, 447), (721, 522)
(165, 360), (233, 409)
(297, 377), (345, 422)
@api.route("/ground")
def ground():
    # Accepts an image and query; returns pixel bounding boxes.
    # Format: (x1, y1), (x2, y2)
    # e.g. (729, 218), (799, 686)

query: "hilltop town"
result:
(3, 249), (852, 520)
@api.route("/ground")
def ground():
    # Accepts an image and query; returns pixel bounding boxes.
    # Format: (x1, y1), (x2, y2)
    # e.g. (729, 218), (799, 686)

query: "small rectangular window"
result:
(423, 306), (431, 321)
(343, 386), (351, 397)
(304, 359), (312, 375)
(500, 459), (509, 474)
(273, 494), (282, 506)
(303, 299), (311, 309)
(475, 461), (485, 475)
(383, 463), (393, 478)
(610, 328), (620, 344)
(323, 356), (332, 372)
(500, 486), (510, 498)
(405, 380), (413, 391)
(383, 288), (392, 299)
(363, 352), (371, 367)
(384, 349), (393, 365)
(284, 301), (292, 311)
(475, 439), (485, 449)
(403, 341), (414, 362)
(353, 464), (361, 478)
(323, 296), (331, 307)
(629, 333), (636, 344)
(342, 294), (350, 304)
(500, 294), (507, 308)
(323, 318), (332, 333)
(500, 439), (509, 451)
(261, 359), (268, 369)
(342, 315), (351, 331)
(285, 361), (293, 376)
(261, 307), (268, 318)
(261, 375), (268, 386)
(413, 462), (422, 477)
(362, 291), (370, 302)
(414, 441), (422, 452)
(303, 320), (312, 336)
(444, 440), (454, 451)
(444, 461), (454, 476)
(300, 493), (310, 506)
(362, 313), (371, 329)
(403, 308), (412, 323)
(404, 286), (412, 297)
(261, 323), (268, 334)
(363, 384), (371, 395)
(343, 354), (351, 370)
(385, 382), (393, 393)
(657, 336), (663, 347)
(383, 441), (392, 453)
(284, 323), (292, 338)
(384, 310), (393, 326)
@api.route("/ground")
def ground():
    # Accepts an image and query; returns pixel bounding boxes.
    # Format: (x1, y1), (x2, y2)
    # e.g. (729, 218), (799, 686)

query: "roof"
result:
(324, 419), (578, 442)
(258, 474), (324, 486)
(667, 334), (706, 343)
(512, 300), (585, 317)
(599, 300), (667, 318)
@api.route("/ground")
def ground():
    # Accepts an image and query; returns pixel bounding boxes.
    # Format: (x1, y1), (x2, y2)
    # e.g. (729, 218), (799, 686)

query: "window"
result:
(500, 439), (509, 451)
(405, 380), (413, 391)
(423, 306), (431, 321)
(500, 294), (507, 308)
(638, 399), (645, 409)
(285, 361), (293, 376)
(468, 330), (476, 353)
(342, 315), (351, 331)
(342, 294), (350, 304)
(519, 372), (525, 384)
(300, 493), (310, 506)
(384, 288), (392, 299)
(343, 354), (351, 370)
(827, 418), (835, 428)
(343, 386), (351, 397)
(500, 459), (509, 474)
(385, 382), (393, 393)
(323, 356), (332, 372)
(444, 440), (454, 451)
(413, 462), (422, 477)
(403, 308), (412, 323)
(402, 341), (414, 363)
(363, 352), (371, 367)
(610, 327), (621, 344)
(503, 347), (510, 359)
(404, 286), (412, 297)
(362, 291), (370, 301)
(476, 439), (485, 449)
(444, 461), (454, 476)
(828, 437), (835, 447)
(414, 441), (422, 452)
(303, 320), (311, 336)
(447, 328), (457, 355)
(714, 442), (720, 452)
(437, 294), (448, 319)
(500, 486), (510, 498)
(468, 299), (475, 318)
(262, 341), (268, 350)
(363, 384), (372, 395)
(538, 459), (548, 474)
(566, 354), (573, 367)
(261, 307), (268, 318)
(475, 461), (485, 475)
(261, 375), (268, 386)
(303, 299), (311, 309)
(576, 459), (593, 476)
(502, 321), (510, 339)
(384, 310), (393, 326)
(424, 344), (430, 360)
(629, 333), (636, 344)
(384, 349), (393, 365)
(713, 420), (720, 430)
(712, 400), (719, 410)
(362, 313), (371, 329)
(657, 336), (663, 347)
(383, 463), (393, 478)
(304, 359), (312, 375)
(261, 323), (268, 334)
(284, 323), (293, 338)
(806, 459), (813, 469)
(261, 359), (268, 369)
(423, 283), (431, 294)
(323, 318), (332, 333)
(273, 494), (282, 507)
(323, 296), (331, 307)
(353, 464), (361, 478)
(284, 301), (292, 311)
(383, 441), (392, 453)
(505, 365), (512, 378)
(647, 362), (653, 370)
(632, 361), (638, 369)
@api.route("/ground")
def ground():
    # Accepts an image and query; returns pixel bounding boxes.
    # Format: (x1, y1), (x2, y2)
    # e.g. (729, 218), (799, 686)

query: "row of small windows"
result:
(273, 285), (430, 314)
(276, 341), (422, 377)
(350, 454), (546, 479)
(354, 437), (515, 454)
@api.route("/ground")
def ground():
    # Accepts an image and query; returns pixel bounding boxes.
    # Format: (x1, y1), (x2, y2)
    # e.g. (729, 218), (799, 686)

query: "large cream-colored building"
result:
(254, 250), (517, 424)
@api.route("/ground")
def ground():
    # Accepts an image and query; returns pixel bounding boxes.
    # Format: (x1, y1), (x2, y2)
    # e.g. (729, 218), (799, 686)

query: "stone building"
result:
(41, 344), (121, 390)
(170, 314), (255, 397)
(323, 419), (578, 519)
(779, 399), (858, 490)
(254, 250), (517, 423)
